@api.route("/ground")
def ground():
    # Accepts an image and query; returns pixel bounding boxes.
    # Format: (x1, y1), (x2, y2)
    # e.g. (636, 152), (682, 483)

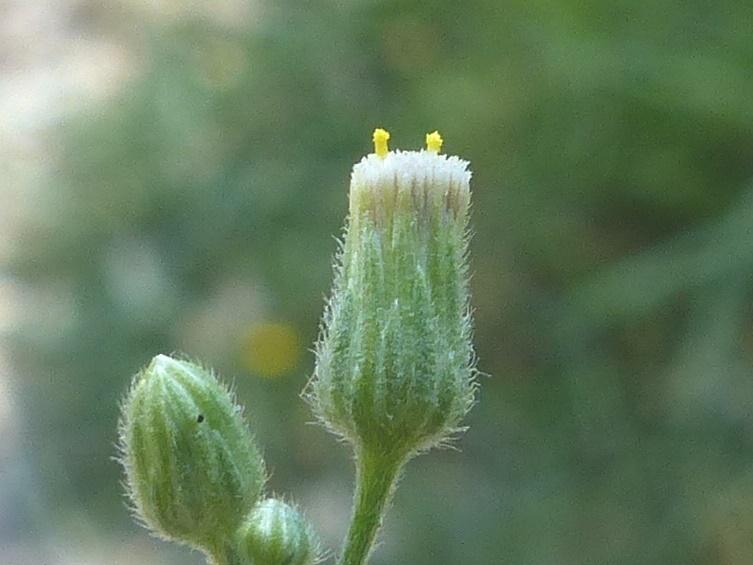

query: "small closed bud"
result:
(118, 354), (266, 551)
(236, 499), (319, 565)
(309, 130), (477, 457)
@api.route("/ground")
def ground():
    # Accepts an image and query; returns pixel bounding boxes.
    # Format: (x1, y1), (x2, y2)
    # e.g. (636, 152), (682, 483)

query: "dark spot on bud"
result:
(197, 414), (204, 423)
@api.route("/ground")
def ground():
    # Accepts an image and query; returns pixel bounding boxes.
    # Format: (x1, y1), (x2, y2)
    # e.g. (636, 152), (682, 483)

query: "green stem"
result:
(339, 448), (405, 565)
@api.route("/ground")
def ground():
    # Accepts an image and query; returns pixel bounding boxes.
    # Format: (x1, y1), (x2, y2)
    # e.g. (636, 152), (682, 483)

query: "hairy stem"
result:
(339, 448), (405, 565)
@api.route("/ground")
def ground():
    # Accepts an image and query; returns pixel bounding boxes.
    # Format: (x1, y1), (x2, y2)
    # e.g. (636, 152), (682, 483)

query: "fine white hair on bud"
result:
(118, 354), (266, 552)
(308, 129), (477, 459)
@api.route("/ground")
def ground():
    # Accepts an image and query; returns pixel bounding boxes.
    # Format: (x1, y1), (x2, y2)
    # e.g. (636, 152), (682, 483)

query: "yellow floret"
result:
(373, 128), (390, 157)
(426, 131), (443, 153)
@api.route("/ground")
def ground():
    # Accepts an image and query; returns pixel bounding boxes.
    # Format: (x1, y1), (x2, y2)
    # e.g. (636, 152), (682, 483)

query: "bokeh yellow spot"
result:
(426, 131), (443, 153)
(240, 322), (302, 378)
(373, 128), (390, 157)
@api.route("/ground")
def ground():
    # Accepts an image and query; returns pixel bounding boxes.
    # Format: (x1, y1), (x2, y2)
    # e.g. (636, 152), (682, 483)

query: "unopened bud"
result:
(236, 499), (319, 565)
(118, 355), (266, 550)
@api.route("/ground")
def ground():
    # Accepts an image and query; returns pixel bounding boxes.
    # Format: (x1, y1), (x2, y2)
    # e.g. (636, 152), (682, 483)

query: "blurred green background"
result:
(2, 0), (753, 563)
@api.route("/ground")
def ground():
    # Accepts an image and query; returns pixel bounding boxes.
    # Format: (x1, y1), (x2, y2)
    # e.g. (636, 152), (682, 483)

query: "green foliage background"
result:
(7, 0), (753, 563)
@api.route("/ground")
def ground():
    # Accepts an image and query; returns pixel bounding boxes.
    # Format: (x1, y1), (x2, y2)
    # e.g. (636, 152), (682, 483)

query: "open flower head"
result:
(310, 129), (476, 458)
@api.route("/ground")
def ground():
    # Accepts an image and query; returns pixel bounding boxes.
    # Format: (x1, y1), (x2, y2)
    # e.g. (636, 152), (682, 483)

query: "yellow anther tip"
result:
(426, 131), (443, 153)
(373, 128), (390, 157)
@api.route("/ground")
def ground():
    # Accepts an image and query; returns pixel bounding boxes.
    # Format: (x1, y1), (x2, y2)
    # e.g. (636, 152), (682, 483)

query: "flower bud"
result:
(236, 499), (319, 565)
(118, 354), (265, 550)
(309, 130), (477, 457)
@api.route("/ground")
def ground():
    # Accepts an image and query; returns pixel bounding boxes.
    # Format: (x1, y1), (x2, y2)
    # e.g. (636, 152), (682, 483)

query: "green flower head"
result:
(118, 355), (266, 552)
(236, 498), (320, 565)
(309, 129), (477, 458)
